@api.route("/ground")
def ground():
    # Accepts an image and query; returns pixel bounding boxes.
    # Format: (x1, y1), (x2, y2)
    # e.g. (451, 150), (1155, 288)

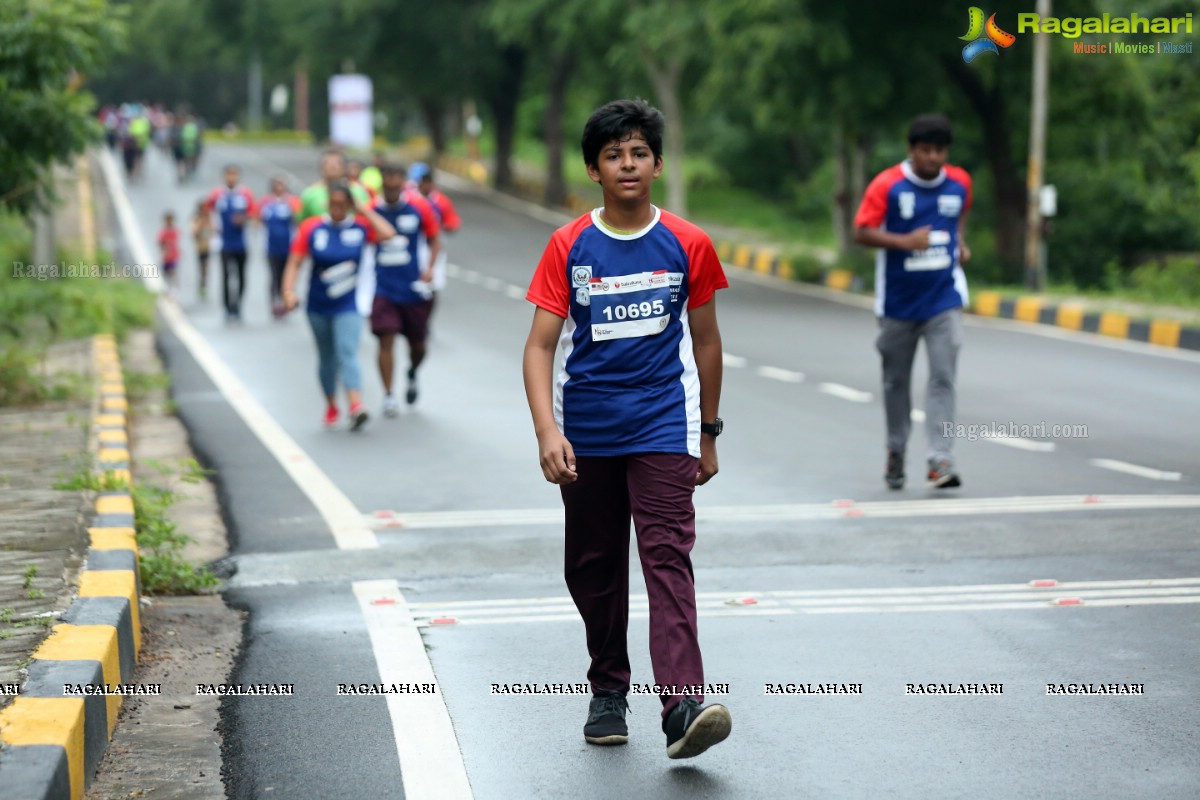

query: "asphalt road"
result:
(108, 141), (1200, 799)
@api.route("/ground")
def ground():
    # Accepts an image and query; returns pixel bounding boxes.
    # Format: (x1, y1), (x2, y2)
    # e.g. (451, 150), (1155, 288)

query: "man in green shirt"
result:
(299, 150), (371, 220)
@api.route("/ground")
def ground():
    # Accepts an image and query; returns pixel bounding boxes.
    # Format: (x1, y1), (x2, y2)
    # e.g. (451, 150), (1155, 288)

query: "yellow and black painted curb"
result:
(0, 335), (142, 800)
(969, 291), (1200, 350)
(715, 240), (1200, 351)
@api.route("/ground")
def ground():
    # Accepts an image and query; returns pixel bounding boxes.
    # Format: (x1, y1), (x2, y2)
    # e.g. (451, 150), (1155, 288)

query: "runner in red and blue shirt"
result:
(258, 178), (302, 317)
(410, 162), (461, 308)
(282, 182), (396, 431)
(523, 99), (731, 761)
(204, 165), (257, 321)
(854, 113), (972, 491)
(370, 164), (441, 415)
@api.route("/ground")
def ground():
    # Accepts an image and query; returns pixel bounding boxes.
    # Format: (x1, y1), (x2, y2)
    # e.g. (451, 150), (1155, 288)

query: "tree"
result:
(0, 0), (125, 216)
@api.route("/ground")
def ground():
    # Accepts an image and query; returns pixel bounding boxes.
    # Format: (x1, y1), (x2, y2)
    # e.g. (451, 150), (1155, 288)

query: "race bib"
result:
(321, 259), (357, 298)
(588, 271), (678, 342)
(376, 235), (412, 266)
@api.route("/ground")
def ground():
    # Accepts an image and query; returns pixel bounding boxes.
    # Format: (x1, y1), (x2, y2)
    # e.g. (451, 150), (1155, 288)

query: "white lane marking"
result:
(410, 577), (1200, 625)
(97, 149), (164, 294)
(722, 353), (748, 368)
(459, 269), (482, 284)
(505, 285), (527, 300)
(818, 382), (873, 403)
(985, 437), (1057, 453)
(445, 262), (462, 278)
(354, 581), (474, 799)
(1091, 459), (1183, 481)
(104, 152), (474, 798)
(911, 409), (926, 422)
(482, 276), (504, 291)
(368, 494), (1200, 530)
(755, 365), (805, 383)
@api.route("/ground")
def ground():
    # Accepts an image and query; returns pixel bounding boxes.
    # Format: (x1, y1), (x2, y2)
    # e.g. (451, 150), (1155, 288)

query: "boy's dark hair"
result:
(908, 114), (953, 146)
(581, 98), (664, 167)
(327, 181), (352, 200)
(380, 163), (407, 178)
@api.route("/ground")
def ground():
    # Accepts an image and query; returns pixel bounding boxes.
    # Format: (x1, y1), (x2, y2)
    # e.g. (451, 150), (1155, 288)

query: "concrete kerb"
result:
(0, 334), (143, 800)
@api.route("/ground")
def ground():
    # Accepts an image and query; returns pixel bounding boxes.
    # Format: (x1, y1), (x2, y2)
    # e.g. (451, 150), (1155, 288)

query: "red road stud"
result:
(1083, 495), (1101, 504)
(371, 597), (397, 605)
(431, 617), (458, 625)
(843, 509), (864, 517)
(374, 510), (395, 518)
(1030, 579), (1058, 588)
(724, 597), (758, 606)
(833, 499), (856, 508)
(1053, 598), (1083, 606)
(385, 520), (405, 528)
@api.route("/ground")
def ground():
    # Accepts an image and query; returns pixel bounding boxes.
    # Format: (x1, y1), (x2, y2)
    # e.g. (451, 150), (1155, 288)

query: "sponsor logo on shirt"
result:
(938, 195), (963, 217)
(899, 192), (916, 220)
(572, 266), (592, 286)
(575, 287), (590, 306)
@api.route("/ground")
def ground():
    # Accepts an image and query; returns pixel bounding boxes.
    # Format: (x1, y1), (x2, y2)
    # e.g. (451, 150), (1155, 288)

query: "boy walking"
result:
(522, 98), (732, 760)
(854, 113), (972, 490)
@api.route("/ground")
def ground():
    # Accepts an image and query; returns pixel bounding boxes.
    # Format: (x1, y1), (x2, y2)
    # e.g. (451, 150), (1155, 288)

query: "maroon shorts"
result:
(371, 295), (432, 342)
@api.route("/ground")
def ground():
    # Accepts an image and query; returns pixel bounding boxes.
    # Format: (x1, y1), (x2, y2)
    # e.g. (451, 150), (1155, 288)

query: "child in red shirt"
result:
(157, 211), (180, 296)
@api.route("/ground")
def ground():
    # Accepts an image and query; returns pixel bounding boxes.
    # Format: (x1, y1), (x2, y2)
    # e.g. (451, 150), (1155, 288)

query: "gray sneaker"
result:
(663, 698), (731, 759)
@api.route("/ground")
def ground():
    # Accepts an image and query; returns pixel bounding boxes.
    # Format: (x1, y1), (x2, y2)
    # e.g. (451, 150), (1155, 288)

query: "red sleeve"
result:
(289, 195), (302, 215)
(436, 193), (461, 232)
(525, 225), (574, 319)
(415, 196), (441, 240)
(945, 165), (973, 212)
(352, 214), (380, 244)
(854, 165), (903, 228)
(203, 188), (220, 213)
(658, 213), (728, 309)
(240, 188), (258, 217)
(255, 195), (270, 220)
(291, 217), (321, 256)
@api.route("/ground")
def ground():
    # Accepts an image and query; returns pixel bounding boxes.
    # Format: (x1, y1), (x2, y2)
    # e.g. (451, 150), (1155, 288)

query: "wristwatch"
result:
(700, 418), (723, 437)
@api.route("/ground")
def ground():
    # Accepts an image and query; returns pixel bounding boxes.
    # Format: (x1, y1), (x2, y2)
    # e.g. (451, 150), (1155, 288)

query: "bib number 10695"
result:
(601, 299), (665, 321)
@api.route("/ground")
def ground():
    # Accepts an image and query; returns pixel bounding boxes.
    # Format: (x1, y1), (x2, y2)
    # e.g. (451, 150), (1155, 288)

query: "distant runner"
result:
(258, 177), (302, 318)
(204, 165), (257, 321)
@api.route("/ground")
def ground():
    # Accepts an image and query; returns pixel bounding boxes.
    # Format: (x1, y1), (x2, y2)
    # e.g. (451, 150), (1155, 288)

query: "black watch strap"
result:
(700, 418), (723, 437)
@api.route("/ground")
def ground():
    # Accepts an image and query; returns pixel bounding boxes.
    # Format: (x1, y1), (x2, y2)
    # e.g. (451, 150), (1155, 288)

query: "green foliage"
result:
(0, 212), (154, 406)
(124, 370), (171, 403)
(0, 0), (125, 215)
(55, 459), (218, 595)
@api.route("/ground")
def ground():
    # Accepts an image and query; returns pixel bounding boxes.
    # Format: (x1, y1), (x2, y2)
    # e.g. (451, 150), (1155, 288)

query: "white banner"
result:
(329, 74), (373, 148)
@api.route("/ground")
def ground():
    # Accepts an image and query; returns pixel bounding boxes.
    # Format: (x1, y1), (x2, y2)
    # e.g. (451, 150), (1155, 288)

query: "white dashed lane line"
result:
(505, 285), (526, 300)
(722, 353), (748, 368)
(988, 437), (1057, 453)
(818, 382), (873, 403)
(755, 365), (805, 383)
(1091, 458), (1183, 481)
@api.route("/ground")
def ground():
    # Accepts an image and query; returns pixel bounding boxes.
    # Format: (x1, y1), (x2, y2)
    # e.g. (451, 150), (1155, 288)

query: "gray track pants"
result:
(875, 308), (962, 465)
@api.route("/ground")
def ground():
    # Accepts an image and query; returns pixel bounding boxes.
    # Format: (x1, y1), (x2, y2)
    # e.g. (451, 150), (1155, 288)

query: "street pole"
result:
(1024, 0), (1051, 291)
(248, 53), (263, 132)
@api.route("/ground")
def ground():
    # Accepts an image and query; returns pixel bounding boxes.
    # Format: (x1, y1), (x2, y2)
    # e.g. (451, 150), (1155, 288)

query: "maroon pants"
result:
(560, 453), (704, 716)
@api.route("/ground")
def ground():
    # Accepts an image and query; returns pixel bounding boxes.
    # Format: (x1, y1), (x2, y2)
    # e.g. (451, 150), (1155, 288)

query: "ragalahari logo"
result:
(960, 7), (1016, 62)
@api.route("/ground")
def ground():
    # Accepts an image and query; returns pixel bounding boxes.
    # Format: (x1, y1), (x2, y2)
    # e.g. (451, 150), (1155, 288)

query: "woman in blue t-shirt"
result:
(281, 183), (396, 431)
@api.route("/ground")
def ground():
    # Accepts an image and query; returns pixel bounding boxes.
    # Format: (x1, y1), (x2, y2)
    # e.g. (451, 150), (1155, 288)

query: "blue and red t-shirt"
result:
(371, 192), (440, 305)
(204, 186), (257, 254)
(290, 214), (380, 314)
(854, 161), (972, 321)
(526, 206), (728, 458)
(258, 193), (301, 257)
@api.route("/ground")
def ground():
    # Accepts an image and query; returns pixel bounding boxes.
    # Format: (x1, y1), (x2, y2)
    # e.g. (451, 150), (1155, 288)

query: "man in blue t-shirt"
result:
(204, 165), (257, 321)
(369, 165), (441, 416)
(854, 114), (972, 490)
(258, 178), (301, 318)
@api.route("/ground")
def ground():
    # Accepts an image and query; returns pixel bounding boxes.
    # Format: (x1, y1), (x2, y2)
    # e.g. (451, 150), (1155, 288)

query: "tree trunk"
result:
(644, 53), (686, 216)
(942, 56), (1025, 281)
(488, 46), (526, 192)
(832, 125), (850, 255)
(543, 50), (574, 208)
(419, 97), (446, 155)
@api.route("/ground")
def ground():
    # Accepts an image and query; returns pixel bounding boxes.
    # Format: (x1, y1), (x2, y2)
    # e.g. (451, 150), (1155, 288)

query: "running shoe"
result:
(405, 369), (419, 405)
(583, 692), (629, 745)
(663, 698), (731, 759)
(885, 449), (905, 490)
(927, 458), (961, 488)
(383, 395), (400, 418)
(323, 406), (339, 428)
(349, 402), (369, 432)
